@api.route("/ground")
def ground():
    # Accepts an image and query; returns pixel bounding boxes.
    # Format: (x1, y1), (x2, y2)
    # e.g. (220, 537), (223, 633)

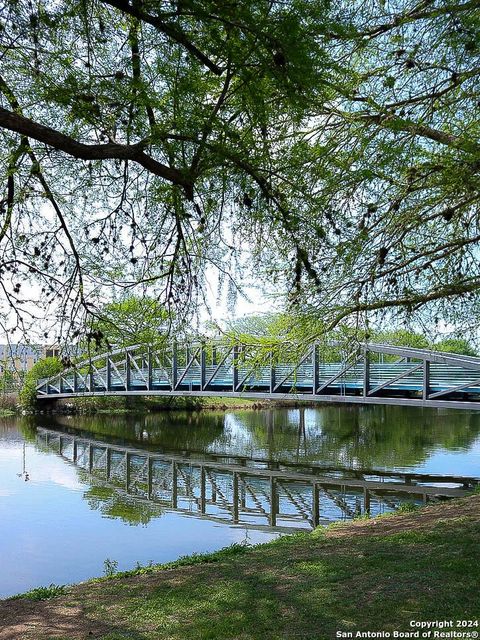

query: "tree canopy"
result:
(87, 295), (169, 348)
(1, 0), (480, 341)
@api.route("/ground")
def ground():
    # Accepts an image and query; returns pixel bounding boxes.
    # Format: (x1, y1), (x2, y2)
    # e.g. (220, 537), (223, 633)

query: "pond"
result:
(1, 404), (480, 598)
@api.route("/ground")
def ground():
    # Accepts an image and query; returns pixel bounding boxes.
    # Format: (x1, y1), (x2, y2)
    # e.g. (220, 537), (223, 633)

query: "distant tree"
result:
(371, 329), (429, 349)
(222, 312), (357, 363)
(87, 296), (170, 349)
(433, 338), (477, 356)
(0, 367), (15, 394)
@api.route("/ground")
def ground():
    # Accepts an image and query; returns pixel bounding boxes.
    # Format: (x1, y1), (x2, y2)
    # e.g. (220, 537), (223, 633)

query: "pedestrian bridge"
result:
(36, 341), (480, 410)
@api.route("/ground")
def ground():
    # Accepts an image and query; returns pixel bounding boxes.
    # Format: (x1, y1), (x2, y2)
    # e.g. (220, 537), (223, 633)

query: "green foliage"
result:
(433, 338), (477, 356)
(96, 543), (250, 582)
(88, 296), (169, 349)
(372, 329), (429, 349)
(103, 558), (119, 577)
(396, 501), (420, 514)
(223, 312), (358, 364)
(2, 0), (480, 335)
(10, 583), (67, 601)
(0, 368), (15, 394)
(19, 357), (63, 408)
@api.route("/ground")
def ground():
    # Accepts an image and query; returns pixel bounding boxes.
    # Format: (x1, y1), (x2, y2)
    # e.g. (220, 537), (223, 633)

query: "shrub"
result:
(19, 357), (63, 409)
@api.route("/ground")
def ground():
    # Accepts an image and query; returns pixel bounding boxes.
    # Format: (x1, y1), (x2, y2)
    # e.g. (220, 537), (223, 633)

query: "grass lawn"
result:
(1, 495), (479, 640)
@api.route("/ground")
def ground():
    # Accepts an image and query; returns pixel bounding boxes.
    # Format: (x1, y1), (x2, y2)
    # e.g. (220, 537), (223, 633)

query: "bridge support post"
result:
(89, 444), (93, 473)
(200, 467), (206, 514)
(423, 360), (430, 400)
(172, 342), (178, 390)
(200, 342), (206, 391)
(269, 477), (277, 526)
(106, 356), (112, 392)
(171, 461), (177, 507)
(233, 345), (239, 392)
(125, 452), (130, 491)
(313, 344), (319, 395)
(73, 369), (78, 393)
(232, 472), (239, 523)
(147, 456), (152, 499)
(126, 351), (131, 391)
(364, 487), (371, 514)
(106, 448), (111, 479)
(147, 348), (153, 391)
(270, 351), (275, 394)
(363, 349), (370, 397)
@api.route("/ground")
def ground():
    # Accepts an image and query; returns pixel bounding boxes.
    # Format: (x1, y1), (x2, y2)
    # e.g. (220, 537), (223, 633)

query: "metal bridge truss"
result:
(37, 428), (475, 532)
(37, 341), (480, 410)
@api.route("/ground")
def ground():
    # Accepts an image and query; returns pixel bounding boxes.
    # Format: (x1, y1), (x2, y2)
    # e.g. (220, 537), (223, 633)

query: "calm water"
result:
(1, 404), (480, 598)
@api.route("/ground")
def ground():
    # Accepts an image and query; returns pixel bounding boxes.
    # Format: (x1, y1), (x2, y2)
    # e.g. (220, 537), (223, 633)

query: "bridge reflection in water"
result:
(37, 427), (478, 532)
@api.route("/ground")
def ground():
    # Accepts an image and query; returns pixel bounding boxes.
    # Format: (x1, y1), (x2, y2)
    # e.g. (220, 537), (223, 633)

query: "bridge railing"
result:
(36, 340), (480, 409)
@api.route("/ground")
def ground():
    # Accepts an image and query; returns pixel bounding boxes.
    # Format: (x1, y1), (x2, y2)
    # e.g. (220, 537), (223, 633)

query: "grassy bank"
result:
(1, 496), (479, 640)
(54, 395), (306, 414)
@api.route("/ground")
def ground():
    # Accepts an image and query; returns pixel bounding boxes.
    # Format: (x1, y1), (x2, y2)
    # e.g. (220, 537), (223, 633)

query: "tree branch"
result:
(332, 0), (480, 40)
(352, 111), (480, 155)
(99, 0), (223, 76)
(0, 107), (194, 196)
(326, 279), (480, 331)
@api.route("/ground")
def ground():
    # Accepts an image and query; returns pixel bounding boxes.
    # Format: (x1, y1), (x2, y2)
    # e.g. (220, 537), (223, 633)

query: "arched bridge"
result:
(37, 341), (480, 410)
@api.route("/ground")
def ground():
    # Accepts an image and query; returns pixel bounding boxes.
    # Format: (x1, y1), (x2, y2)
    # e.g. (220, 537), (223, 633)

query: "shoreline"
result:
(15, 395), (317, 416)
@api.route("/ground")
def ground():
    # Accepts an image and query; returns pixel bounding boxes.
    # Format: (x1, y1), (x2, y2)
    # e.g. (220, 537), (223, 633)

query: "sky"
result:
(0, 265), (280, 345)
(202, 271), (280, 328)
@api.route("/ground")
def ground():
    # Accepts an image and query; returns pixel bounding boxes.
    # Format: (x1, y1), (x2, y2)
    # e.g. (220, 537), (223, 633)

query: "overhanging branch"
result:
(326, 279), (480, 331)
(0, 107), (194, 196)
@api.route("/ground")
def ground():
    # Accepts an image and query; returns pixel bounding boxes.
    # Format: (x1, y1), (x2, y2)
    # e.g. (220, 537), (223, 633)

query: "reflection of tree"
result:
(49, 411), (225, 452)
(229, 406), (480, 471)
(5, 416), (37, 443)
(82, 480), (164, 526)
(44, 403), (480, 474)
(318, 406), (480, 469)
